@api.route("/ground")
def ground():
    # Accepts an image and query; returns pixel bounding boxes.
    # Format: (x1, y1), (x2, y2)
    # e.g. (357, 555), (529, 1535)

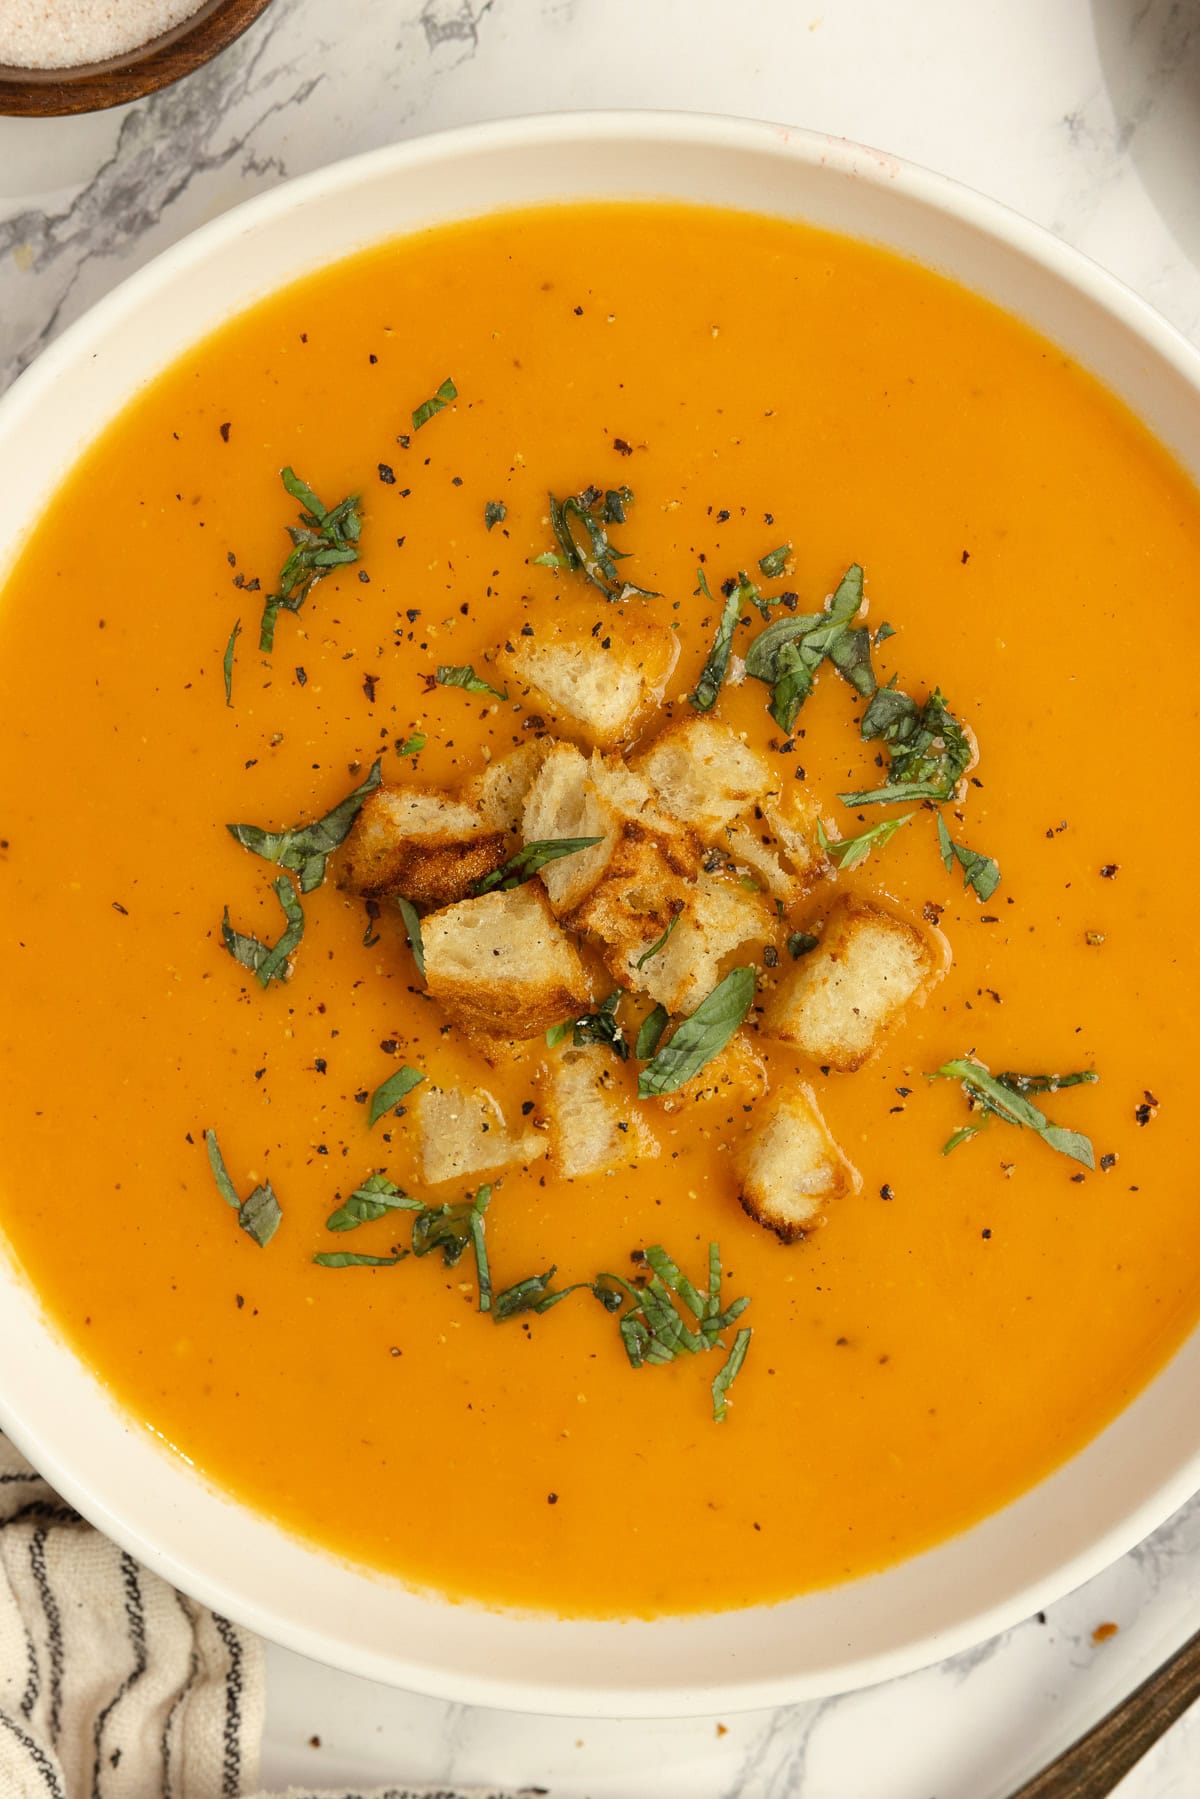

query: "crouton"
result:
(523, 746), (700, 916)
(589, 870), (769, 1015)
(468, 739), (552, 835)
(499, 603), (678, 748)
(543, 1044), (659, 1178)
(341, 786), (507, 905)
(762, 893), (943, 1070)
(737, 1085), (861, 1240)
(416, 1085), (547, 1186)
(520, 742), (614, 913)
(422, 883), (590, 1040)
(726, 795), (827, 903)
(634, 718), (771, 837)
(654, 1027), (768, 1113)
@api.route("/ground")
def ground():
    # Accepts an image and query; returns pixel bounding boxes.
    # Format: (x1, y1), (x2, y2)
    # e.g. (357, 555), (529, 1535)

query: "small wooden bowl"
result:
(0, 0), (276, 117)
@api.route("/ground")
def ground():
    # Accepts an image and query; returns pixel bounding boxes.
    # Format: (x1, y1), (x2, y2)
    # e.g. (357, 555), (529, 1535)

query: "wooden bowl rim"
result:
(0, 0), (275, 116)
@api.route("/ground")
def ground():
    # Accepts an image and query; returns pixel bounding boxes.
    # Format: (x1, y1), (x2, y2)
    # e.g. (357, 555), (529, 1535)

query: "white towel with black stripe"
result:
(0, 1438), (514, 1799)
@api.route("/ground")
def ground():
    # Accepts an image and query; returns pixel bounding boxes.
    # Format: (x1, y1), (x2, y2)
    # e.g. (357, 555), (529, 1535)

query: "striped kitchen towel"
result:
(0, 1437), (521, 1799)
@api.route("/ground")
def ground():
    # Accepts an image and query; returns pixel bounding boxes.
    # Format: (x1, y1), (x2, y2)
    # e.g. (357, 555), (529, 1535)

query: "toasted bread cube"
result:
(499, 603), (678, 748)
(417, 1085), (547, 1186)
(726, 796), (827, 903)
(763, 894), (942, 1070)
(634, 718), (771, 837)
(422, 884), (590, 1040)
(341, 786), (507, 905)
(468, 740), (552, 836)
(737, 1085), (861, 1240)
(520, 742), (615, 913)
(544, 1044), (659, 1178)
(523, 746), (700, 916)
(654, 1028), (768, 1113)
(594, 871), (769, 1015)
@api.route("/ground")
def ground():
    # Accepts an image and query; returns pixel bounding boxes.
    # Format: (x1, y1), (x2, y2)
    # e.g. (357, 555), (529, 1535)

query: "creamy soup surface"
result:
(1, 202), (1198, 1619)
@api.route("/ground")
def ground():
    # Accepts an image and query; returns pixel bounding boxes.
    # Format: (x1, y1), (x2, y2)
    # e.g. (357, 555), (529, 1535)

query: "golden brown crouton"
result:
(467, 740), (553, 836)
(520, 742), (615, 913)
(595, 871), (770, 1015)
(422, 883), (590, 1040)
(653, 1027), (768, 1113)
(499, 603), (678, 748)
(726, 794), (828, 903)
(543, 1044), (659, 1178)
(416, 1085), (547, 1186)
(634, 717), (771, 837)
(762, 893), (944, 1070)
(737, 1085), (861, 1240)
(340, 786), (507, 905)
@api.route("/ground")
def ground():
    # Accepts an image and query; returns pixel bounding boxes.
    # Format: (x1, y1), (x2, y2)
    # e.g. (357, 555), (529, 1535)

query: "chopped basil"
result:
(535, 485), (659, 601)
(874, 620), (897, 644)
(326, 1171), (423, 1232)
(473, 835), (604, 896)
(313, 1250), (407, 1268)
(745, 563), (874, 731)
(412, 1186), (492, 1309)
(592, 1242), (752, 1421)
(435, 664), (508, 701)
(223, 618), (240, 706)
(634, 912), (681, 969)
(817, 811), (913, 873)
(396, 895), (425, 976)
(484, 500), (507, 530)
(220, 875), (305, 988)
(930, 1056), (1098, 1167)
(259, 467), (361, 653)
(368, 1064), (425, 1127)
(637, 967), (755, 1098)
(786, 930), (819, 958)
(412, 376), (457, 431)
(936, 812), (1001, 903)
(492, 1268), (582, 1321)
(227, 759), (382, 894)
(711, 1327), (752, 1423)
(840, 684), (972, 805)
(690, 572), (741, 713)
(758, 543), (791, 579)
(204, 1127), (282, 1248)
(546, 990), (629, 1059)
(396, 732), (426, 756)
(635, 1003), (669, 1060)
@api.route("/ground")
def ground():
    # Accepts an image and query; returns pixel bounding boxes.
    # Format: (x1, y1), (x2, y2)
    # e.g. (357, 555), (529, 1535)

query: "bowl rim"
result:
(2, 108), (1199, 1715)
(0, 0), (275, 116)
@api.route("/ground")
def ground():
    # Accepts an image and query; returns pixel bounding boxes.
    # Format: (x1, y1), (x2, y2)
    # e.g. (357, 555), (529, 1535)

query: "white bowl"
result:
(1, 112), (1198, 1718)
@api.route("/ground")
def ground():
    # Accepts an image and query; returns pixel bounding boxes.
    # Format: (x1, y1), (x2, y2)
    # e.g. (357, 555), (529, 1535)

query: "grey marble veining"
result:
(3, 0), (1200, 1793)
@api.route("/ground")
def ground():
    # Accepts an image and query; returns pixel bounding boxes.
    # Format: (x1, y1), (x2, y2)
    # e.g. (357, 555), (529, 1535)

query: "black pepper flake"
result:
(381, 464), (396, 484)
(961, 549), (970, 564)
(363, 674), (378, 703)
(452, 475), (463, 487)
(547, 1493), (559, 1505)
(573, 305), (583, 315)
(396, 433), (410, 449)
(219, 421), (231, 443)
(716, 508), (731, 523)
(380, 1039), (398, 1054)
(981, 1228), (992, 1239)
(1100, 864), (1119, 879)
(520, 622), (535, 636)
(896, 1085), (912, 1098)
(521, 1100), (535, 1116)
(879, 1184), (895, 1201)
(763, 945), (779, 968)
(314, 1057), (327, 1074)
(1099, 1153), (1117, 1170)
(369, 353), (378, 365)
(923, 901), (944, 925)
(1135, 1091), (1159, 1126)
(316, 1144), (329, 1156)
(111, 901), (128, 916)
(295, 667), (308, 687)
(613, 437), (633, 456)
(1070, 1172), (1086, 1183)
(980, 914), (999, 924)
(357, 569), (370, 584)
(236, 1293), (244, 1307)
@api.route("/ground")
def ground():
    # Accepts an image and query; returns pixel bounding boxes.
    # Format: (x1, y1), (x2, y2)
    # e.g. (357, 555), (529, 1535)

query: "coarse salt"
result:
(0, 0), (207, 70)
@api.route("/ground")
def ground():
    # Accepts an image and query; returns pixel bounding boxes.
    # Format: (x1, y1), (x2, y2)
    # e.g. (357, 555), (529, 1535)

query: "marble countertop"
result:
(3, 0), (1200, 1792)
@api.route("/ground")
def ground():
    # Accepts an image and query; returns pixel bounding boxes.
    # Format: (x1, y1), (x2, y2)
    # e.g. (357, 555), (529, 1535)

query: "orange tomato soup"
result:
(1, 203), (1199, 1618)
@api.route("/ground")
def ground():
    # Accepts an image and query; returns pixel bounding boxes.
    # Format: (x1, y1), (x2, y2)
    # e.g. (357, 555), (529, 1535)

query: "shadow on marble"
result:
(1090, 0), (1200, 270)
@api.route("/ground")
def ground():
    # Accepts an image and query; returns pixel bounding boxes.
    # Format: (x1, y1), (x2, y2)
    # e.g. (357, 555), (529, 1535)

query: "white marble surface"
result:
(3, 0), (1200, 1793)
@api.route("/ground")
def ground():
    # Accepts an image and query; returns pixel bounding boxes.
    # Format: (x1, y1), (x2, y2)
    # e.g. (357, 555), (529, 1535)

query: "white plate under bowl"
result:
(1, 112), (1198, 1718)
